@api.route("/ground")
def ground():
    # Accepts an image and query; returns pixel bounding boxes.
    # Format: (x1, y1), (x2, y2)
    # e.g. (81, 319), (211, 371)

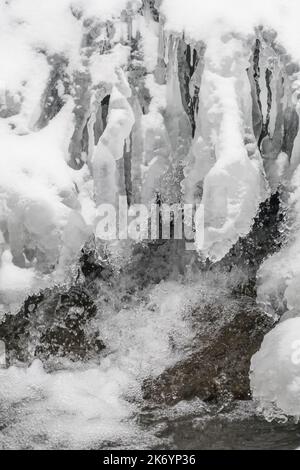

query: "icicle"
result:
(140, 110), (171, 205)
(0, 340), (5, 368)
(130, 95), (144, 203)
(164, 32), (170, 65)
(125, 136), (131, 152)
(91, 71), (135, 207)
(0, 81), (6, 108)
(131, 18), (138, 39)
(157, 17), (165, 61)
(86, 110), (96, 171)
(166, 36), (181, 111)
(183, 36), (269, 260)
(190, 47), (194, 68)
(164, 36), (192, 168)
(290, 77), (300, 172)
(268, 59), (281, 138)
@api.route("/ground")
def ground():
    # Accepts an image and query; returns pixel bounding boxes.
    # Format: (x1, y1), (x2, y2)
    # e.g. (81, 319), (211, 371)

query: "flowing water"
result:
(0, 275), (299, 450)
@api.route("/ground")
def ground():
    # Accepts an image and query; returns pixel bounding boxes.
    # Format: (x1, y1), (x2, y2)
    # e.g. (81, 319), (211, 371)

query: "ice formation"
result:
(2, 0), (300, 441)
(251, 318), (300, 419)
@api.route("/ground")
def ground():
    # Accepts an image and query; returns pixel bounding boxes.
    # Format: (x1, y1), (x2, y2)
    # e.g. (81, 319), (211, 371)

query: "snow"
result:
(161, 0), (300, 62)
(74, 0), (141, 20)
(135, 15), (159, 73)
(0, 0), (141, 311)
(252, 145), (300, 417)
(89, 44), (130, 87)
(251, 318), (300, 419)
(0, 250), (36, 312)
(2, 0), (294, 294)
(256, 159), (300, 317)
(0, 0), (82, 112)
(0, 99), (88, 312)
(6, 0), (82, 57)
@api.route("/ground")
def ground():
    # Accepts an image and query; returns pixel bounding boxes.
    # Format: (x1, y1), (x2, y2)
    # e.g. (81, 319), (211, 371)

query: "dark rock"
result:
(140, 401), (300, 450)
(143, 296), (274, 405)
(0, 285), (104, 366)
(79, 240), (114, 283)
(68, 69), (92, 170)
(216, 192), (284, 296)
(177, 40), (202, 137)
(35, 54), (70, 129)
(123, 238), (193, 290)
(247, 41), (262, 141)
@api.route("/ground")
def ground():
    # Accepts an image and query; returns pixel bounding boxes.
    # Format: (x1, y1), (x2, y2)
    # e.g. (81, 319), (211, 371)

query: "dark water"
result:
(140, 401), (300, 450)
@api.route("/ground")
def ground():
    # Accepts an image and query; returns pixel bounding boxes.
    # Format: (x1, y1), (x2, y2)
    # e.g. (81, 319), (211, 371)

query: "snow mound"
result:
(251, 318), (300, 419)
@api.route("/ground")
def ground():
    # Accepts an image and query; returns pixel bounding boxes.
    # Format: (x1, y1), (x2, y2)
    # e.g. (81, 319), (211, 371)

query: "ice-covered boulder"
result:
(143, 296), (273, 404)
(251, 318), (300, 418)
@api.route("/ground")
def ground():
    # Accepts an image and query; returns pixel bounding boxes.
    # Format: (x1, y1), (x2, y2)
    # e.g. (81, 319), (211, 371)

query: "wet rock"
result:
(79, 238), (114, 283)
(123, 237), (194, 290)
(0, 285), (104, 366)
(141, 401), (300, 450)
(216, 192), (284, 296)
(0, 90), (22, 118)
(35, 54), (70, 129)
(177, 40), (202, 137)
(247, 39), (263, 142)
(68, 68), (92, 169)
(143, 297), (274, 405)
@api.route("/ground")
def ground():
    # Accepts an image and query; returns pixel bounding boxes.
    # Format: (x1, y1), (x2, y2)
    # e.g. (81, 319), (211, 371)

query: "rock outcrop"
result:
(0, 284), (104, 367)
(143, 296), (274, 404)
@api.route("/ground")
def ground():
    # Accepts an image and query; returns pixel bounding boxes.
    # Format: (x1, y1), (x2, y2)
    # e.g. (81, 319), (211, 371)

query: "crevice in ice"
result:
(282, 106), (299, 161)
(68, 69), (93, 170)
(35, 54), (70, 130)
(177, 40), (202, 138)
(250, 39), (264, 144)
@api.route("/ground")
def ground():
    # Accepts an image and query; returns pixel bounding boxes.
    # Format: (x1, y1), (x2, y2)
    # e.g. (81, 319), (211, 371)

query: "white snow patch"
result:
(251, 318), (300, 419)
(161, 0), (300, 62)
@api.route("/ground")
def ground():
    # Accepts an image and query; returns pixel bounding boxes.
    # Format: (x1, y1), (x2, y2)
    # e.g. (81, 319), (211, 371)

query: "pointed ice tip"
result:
(0, 340), (6, 368)
(115, 67), (132, 98)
